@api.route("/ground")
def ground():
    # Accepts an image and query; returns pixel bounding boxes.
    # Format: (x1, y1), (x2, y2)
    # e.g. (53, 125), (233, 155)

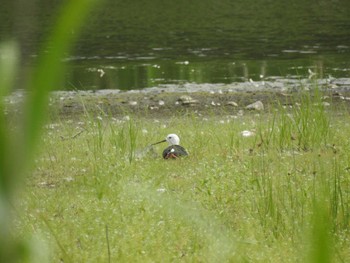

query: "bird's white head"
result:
(166, 134), (180, 145)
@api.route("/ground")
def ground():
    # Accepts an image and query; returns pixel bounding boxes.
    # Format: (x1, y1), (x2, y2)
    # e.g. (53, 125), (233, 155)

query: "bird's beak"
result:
(151, 139), (166, 146)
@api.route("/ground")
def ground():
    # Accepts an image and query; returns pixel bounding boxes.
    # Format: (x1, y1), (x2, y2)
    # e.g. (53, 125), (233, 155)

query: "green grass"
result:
(14, 97), (350, 262)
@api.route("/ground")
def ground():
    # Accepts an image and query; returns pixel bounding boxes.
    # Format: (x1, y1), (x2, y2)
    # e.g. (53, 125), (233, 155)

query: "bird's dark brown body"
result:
(162, 145), (188, 159)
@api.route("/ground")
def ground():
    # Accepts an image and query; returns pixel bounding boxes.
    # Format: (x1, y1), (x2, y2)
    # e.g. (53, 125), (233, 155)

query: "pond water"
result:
(2, 0), (350, 91)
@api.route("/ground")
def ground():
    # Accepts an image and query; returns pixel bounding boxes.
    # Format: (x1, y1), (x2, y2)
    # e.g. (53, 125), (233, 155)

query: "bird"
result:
(152, 133), (188, 159)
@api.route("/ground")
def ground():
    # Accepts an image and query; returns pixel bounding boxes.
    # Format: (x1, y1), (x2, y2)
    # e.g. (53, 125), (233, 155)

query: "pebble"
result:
(246, 100), (264, 111)
(178, 95), (199, 106)
(226, 101), (238, 107)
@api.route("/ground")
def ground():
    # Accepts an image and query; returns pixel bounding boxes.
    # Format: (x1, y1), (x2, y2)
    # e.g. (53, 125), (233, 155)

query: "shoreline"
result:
(5, 79), (350, 119)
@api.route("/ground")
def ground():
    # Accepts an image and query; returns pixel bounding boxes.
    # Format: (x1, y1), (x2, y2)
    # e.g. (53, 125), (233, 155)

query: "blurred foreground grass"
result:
(0, 0), (99, 261)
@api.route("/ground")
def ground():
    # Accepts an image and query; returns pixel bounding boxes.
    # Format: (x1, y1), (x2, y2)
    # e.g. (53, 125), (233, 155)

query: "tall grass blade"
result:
(0, 42), (19, 195)
(0, 0), (100, 262)
(308, 200), (333, 263)
(22, 0), (99, 168)
(0, 41), (19, 98)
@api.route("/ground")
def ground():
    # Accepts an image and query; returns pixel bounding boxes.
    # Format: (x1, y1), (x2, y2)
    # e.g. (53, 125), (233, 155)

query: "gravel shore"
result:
(5, 79), (350, 119)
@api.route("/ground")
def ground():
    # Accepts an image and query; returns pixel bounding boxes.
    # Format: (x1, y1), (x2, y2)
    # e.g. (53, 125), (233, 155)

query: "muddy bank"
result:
(51, 86), (350, 119)
(5, 79), (350, 119)
(51, 89), (277, 117)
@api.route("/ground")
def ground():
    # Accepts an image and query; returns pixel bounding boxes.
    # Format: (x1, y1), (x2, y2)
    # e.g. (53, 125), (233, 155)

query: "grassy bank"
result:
(14, 92), (350, 262)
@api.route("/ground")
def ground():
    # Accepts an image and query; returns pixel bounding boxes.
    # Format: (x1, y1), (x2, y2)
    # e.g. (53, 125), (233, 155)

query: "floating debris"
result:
(176, 61), (189, 65)
(97, 69), (105, 77)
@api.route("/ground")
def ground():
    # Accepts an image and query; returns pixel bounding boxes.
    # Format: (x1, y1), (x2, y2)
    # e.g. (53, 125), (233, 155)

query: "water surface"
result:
(1, 0), (350, 90)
